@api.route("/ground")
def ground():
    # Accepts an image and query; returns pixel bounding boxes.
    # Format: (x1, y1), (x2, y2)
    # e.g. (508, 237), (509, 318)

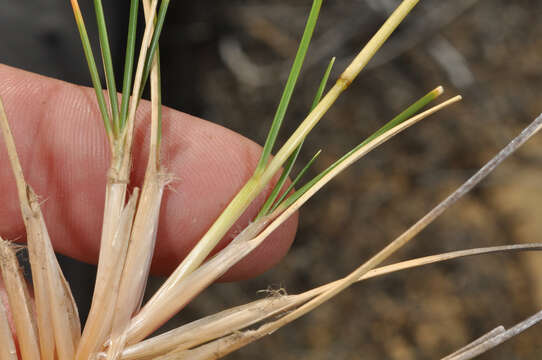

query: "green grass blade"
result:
(138, 0), (170, 101)
(363, 87), (442, 144)
(271, 149), (322, 212)
(69, 0), (112, 137)
(256, 141), (302, 219)
(93, 0), (119, 135)
(281, 87), (443, 209)
(310, 57), (335, 110)
(257, 57), (335, 218)
(141, 1), (164, 148)
(254, 0), (323, 174)
(120, 0), (139, 130)
(155, 51), (163, 147)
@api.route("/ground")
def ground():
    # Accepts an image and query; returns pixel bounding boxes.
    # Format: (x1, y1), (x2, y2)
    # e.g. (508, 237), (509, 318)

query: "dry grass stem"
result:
(445, 310), (542, 360)
(119, 0), (159, 173)
(117, 295), (307, 360)
(107, 180), (166, 358)
(1, 98), (80, 360)
(76, 186), (137, 359)
(42, 213), (80, 360)
(142, 0), (163, 165)
(441, 326), (505, 360)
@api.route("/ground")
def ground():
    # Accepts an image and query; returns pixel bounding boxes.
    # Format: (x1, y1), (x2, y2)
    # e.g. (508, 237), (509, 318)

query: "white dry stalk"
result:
(1, 99), (81, 360)
(41, 209), (81, 360)
(18, 194), (56, 360)
(82, 188), (140, 359)
(106, 180), (165, 359)
(0, 101), (53, 360)
(75, 180), (128, 360)
(119, 0), (160, 171)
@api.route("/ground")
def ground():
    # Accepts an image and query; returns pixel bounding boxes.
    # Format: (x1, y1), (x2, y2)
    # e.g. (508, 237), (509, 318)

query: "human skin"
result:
(0, 64), (298, 282)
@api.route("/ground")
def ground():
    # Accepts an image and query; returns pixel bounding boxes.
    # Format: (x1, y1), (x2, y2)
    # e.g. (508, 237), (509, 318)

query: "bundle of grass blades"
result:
(1, 0), (542, 359)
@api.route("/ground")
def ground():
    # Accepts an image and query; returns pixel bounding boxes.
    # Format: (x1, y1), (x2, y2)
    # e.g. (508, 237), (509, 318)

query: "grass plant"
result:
(0, 0), (541, 359)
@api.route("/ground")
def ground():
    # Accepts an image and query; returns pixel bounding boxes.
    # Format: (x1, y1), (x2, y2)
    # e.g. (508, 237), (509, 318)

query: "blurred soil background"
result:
(2, 0), (542, 358)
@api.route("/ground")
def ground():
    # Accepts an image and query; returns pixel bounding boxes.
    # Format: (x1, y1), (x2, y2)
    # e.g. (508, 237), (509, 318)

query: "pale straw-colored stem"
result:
(144, 0), (162, 170)
(17, 196), (56, 360)
(1, 98), (57, 360)
(302, 243), (542, 298)
(0, 105), (81, 360)
(0, 99), (28, 217)
(119, 0), (159, 177)
(117, 295), (309, 360)
(106, 178), (165, 359)
(53, 257), (83, 355)
(36, 206), (81, 360)
(76, 188), (139, 360)
(87, 243), (542, 359)
(76, 183), (127, 359)
(77, 2), (160, 358)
